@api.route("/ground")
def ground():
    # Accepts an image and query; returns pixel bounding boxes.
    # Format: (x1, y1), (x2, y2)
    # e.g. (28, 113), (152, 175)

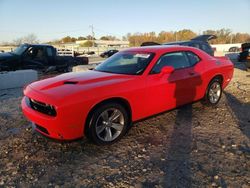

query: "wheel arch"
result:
(211, 74), (223, 84)
(84, 97), (132, 135)
(203, 74), (223, 105)
(203, 74), (224, 98)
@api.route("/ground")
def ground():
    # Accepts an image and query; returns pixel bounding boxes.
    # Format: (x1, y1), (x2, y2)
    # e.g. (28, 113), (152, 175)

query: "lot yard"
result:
(0, 62), (249, 187)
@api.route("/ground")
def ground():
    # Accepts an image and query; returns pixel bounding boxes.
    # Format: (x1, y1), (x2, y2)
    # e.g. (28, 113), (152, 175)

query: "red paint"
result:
(21, 46), (234, 140)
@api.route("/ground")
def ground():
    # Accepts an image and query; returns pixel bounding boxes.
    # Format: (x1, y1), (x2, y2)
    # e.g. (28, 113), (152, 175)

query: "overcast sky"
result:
(0, 0), (249, 43)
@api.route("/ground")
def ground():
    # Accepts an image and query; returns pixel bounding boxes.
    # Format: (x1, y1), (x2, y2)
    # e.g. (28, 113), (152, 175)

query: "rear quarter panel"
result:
(213, 56), (234, 89)
(200, 58), (233, 93)
(188, 49), (234, 99)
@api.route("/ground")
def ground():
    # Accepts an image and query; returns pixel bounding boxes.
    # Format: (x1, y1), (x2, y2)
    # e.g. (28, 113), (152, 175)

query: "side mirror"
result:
(161, 66), (174, 74)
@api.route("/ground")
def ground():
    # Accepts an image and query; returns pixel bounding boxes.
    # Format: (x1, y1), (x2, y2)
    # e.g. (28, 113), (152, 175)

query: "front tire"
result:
(203, 78), (222, 106)
(87, 103), (129, 145)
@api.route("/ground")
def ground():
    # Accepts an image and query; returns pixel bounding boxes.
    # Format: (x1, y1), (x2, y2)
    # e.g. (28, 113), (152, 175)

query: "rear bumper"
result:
(21, 96), (85, 140)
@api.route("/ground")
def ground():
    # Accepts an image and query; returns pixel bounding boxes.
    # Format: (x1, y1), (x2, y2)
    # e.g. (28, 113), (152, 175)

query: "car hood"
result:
(0, 52), (15, 61)
(27, 70), (136, 101)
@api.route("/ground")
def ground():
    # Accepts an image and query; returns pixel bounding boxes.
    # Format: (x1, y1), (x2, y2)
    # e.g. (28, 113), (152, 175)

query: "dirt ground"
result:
(0, 62), (249, 188)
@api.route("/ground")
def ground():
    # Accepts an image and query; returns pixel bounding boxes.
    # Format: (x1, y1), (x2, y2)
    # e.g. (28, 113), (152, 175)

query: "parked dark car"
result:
(87, 51), (95, 55)
(163, 35), (216, 56)
(239, 43), (250, 62)
(0, 44), (88, 72)
(140, 42), (160, 47)
(229, 46), (240, 52)
(100, 49), (119, 58)
(141, 35), (217, 56)
(238, 43), (250, 70)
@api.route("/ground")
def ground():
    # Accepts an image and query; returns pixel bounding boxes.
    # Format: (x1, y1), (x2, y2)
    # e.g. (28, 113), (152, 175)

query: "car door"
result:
(145, 51), (200, 116)
(22, 46), (45, 69)
(182, 51), (203, 101)
(45, 46), (56, 66)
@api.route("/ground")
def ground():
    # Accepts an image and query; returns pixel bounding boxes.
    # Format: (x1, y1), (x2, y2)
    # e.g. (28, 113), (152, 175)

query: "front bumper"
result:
(21, 96), (86, 140)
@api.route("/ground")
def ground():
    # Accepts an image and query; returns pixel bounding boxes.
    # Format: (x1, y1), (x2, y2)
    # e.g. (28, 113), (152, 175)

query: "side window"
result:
(186, 51), (201, 66)
(201, 44), (210, 52)
(26, 47), (43, 58)
(151, 52), (190, 74)
(189, 43), (200, 49)
(47, 47), (53, 57)
(26, 47), (34, 57)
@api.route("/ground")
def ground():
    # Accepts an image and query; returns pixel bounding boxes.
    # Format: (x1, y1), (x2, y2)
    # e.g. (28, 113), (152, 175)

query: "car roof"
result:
(163, 41), (189, 45)
(123, 45), (198, 53)
(163, 40), (206, 45)
(22, 43), (53, 47)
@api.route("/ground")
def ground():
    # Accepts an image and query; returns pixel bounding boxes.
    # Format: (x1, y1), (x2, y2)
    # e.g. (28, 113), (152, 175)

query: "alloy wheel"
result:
(95, 108), (125, 142)
(208, 82), (221, 104)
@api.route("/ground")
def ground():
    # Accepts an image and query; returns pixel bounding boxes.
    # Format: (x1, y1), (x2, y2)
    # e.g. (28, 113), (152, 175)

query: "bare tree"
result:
(13, 38), (24, 46)
(23, 34), (39, 44)
(13, 34), (39, 45)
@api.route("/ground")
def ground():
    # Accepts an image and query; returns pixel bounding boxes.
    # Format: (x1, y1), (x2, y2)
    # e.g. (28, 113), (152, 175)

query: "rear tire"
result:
(203, 78), (222, 106)
(86, 103), (129, 145)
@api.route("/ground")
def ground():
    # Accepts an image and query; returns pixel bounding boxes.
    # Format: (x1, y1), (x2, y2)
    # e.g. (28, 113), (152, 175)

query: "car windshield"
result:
(12, 44), (29, 55)
(95, 51), (154, 75)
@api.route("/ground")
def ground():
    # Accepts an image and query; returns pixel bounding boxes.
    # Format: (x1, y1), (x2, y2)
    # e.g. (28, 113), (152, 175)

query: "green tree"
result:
(71, 37), (77, 42)
(203, 29), (232, 44)
(158, 31), (175, 42)
(100, 35), (118, 40)
(86, 35), (96, 40)
(174, 29), (197, 41)
(78, 36), (86, 40)
(80, 40), (94, 47)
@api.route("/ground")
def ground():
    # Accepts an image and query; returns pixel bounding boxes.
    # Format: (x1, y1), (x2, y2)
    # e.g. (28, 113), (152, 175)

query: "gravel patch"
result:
(0, 65), (249, 187)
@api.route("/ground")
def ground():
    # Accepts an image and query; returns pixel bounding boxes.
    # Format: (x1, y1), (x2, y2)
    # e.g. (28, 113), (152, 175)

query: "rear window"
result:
(186, 51), (200, 66)
(188, 43), (200, 48)
(201, 44), (211, 52)
(47, 48), (53, 57)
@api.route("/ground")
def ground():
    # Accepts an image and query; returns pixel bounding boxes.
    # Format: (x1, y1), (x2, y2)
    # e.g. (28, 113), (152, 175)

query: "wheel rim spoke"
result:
(105, 127), (112, 141)
(109, 109), (121, 121)
(111, 123), (123, 132)
(96, 125), (105, 134)
(101, 111), (109, 121)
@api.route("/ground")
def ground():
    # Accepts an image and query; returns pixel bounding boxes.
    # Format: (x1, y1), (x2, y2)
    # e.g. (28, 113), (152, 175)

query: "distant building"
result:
(75, 40), (129, 47)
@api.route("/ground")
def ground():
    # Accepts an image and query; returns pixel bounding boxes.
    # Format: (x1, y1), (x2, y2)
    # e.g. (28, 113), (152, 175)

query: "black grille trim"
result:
(64, 81), (78, 85)
(35, 124), (49, 135)
(27, 98), (57, 117)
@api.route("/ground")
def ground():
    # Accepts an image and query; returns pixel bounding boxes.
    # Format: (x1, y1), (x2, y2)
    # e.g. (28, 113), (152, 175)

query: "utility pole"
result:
(89, 25), (95, 47)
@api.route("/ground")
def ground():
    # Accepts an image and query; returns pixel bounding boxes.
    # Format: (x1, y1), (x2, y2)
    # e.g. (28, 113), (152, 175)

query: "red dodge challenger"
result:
(21, 46), (234, 145)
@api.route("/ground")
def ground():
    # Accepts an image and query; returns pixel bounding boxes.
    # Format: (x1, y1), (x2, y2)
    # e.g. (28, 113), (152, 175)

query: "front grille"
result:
(27, 97), (57, 117)
(35, 124), (49, 135)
